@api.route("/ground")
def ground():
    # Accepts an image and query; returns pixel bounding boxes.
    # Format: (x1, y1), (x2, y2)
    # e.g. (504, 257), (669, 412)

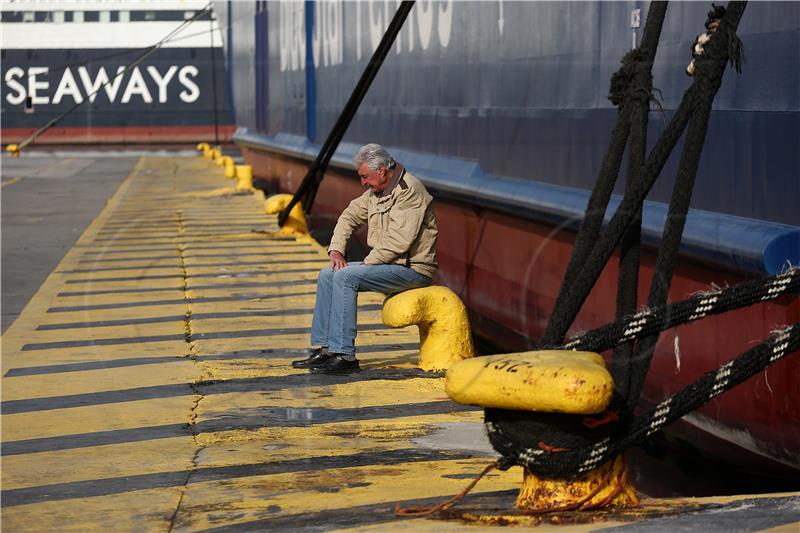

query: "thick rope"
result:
(560, 267), (799, 353)
(539, 2), (747, 347)
(610, 3), (670, 402)
(549, 2), (668, 349)
(487, 323), (799, 479)
(483, 2), (779, 480)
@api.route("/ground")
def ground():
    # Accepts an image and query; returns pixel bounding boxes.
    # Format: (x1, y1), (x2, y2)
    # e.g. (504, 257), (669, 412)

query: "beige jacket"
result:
(328, 168), (438, 279)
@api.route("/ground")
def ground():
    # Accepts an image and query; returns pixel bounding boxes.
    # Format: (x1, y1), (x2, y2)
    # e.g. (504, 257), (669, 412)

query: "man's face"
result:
(358, 162), (390, 192)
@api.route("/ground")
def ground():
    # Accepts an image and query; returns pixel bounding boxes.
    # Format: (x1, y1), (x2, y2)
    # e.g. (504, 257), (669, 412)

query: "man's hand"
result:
(329, 250), (347, 271)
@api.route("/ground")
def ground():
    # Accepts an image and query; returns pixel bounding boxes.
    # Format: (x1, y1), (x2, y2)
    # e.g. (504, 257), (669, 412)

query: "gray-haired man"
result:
(292, 144), (438, 374)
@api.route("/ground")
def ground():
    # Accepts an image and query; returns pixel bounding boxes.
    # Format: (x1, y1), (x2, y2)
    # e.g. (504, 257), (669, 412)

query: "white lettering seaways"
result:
(147, 66), (178, 103)
(3, 65), (201, 106)
(178, 66), (200, 103)
(4, 67), (26, 105)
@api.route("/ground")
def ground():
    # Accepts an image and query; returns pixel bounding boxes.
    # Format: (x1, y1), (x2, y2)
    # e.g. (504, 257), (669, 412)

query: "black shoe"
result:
(291, 348), (332, 369)
(309, 354), (360, 375)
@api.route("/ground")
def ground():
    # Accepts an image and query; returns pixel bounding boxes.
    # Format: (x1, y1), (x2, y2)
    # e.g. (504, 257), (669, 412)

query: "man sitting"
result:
(292, 143), (438, 374)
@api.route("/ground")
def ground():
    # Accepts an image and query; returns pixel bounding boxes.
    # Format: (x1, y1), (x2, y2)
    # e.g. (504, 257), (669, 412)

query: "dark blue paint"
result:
(255, 3), (268, 132)
(225, 0), (236, 120)
(304, 0), (316, 141)
(227, 1), (799, 226)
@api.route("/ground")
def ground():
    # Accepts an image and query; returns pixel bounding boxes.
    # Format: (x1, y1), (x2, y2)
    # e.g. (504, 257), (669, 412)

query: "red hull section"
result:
(244, 147), (800, 472)
(1, 125), (236, 146)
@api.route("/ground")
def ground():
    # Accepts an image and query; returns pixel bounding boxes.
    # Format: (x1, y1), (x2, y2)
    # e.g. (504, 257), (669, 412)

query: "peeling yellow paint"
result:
(516, 455), (638, 511)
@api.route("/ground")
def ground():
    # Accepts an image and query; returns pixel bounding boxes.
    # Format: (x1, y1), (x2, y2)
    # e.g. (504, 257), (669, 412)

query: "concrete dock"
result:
(1, 155), (798, 531)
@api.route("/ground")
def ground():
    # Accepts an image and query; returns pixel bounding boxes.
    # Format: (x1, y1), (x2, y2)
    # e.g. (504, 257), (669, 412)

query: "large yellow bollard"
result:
(446, 350), (638, 511)
(221, 156), (236, 178)
(234, 164), (254, 192)
(6, 144), (20, 158)
(382, 285), (475, 372)
(264, 193), (308, 235)
(445, 351), (612, 413)
(516, 455), (638, 511)
(196, 142), (210, 155)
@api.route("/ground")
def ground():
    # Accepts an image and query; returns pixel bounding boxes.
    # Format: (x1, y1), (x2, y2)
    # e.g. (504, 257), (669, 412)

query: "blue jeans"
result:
(310, 262), (431, 356)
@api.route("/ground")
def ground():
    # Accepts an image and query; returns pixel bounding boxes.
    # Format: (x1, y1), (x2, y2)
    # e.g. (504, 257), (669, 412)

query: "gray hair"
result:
(354, 143), (395, 171)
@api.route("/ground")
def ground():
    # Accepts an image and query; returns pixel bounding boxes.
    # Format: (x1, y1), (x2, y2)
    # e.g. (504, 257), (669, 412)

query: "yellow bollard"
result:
(446, 349), (638, 512)
(215, 150), (226, 166)
(264, 193), (308, 235)
(222, 156), (236, 178)
(445, 350), (612, 413)
(234, 164), (254, 192)
(6, 144), (20, 158)
(209, 148), (222, 161)
(382, 286), (475, 372)
(516, 456), (639, 511)
(196, 142), (210, 155)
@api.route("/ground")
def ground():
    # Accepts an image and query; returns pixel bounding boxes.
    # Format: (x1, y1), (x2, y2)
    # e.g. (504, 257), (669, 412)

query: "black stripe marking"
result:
(4, 343), (417, 377)
(47, 291), (318, 311)
(77, 252), (315, 264)
(2, 401), (473, 455)
(1, 367), (439, 414)
(36, 305), (382, 330)
(65, 259), (327, 273)
(1, 449), (472, 507)
(55, 279), (316, 297)
(89, 232), (283, 243)
(77, 242), (304, 254)
(21, 322), (389, 351)
(64, 268), (320, 284)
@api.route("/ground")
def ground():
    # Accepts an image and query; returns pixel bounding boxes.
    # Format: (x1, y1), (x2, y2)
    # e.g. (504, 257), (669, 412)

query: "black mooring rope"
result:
(486, 323), (799, 479)
(540, 1), (747, 349)
(611, 2), (669, 403)
(484, 1), (769, 479)
(615, 0), (748, 421)
(553, 0), (668, 340)
(277, 1), (416, 226)
(558, 267), (799, 354)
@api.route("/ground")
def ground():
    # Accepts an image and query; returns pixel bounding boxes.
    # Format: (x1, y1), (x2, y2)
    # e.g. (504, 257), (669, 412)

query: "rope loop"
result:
(608, 49), (652, 107)
(488, 323), (799, 479)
